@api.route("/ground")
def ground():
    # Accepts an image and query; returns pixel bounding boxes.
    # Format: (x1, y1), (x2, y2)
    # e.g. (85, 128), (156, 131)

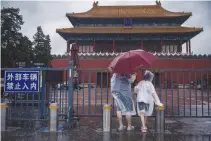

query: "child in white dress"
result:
(134, 70), (163, 132)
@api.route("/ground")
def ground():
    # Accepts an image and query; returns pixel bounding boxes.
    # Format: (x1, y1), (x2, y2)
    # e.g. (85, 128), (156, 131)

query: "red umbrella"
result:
(109, 49), (157, 74)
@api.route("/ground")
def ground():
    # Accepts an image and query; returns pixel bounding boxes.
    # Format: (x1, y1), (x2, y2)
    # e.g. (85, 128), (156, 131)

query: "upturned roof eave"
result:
(56, 26), (203, 34)
(65, 4), (192, 19)
(66, 13), (192, 19)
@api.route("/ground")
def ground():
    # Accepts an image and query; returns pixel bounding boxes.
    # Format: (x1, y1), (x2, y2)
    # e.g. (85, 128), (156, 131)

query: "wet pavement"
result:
(1, 131), (211, 141)
(1, 117), (211, 141)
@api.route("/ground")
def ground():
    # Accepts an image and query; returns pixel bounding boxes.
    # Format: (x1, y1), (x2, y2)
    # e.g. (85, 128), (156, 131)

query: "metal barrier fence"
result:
(73, 68), (211, 118)
(1, 67), (211, 122)
(1, 67), (73, 122)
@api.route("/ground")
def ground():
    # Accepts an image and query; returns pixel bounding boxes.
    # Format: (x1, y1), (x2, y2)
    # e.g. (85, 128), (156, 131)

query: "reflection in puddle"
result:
(103, 133), (110, 141)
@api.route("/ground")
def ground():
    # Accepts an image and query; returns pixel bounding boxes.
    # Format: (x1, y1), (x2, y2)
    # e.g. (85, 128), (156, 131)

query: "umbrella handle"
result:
(108, 67), (113, 72)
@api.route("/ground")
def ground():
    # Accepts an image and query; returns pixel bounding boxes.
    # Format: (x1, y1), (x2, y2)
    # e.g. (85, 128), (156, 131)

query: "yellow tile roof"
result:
(56, 26), (202, 34)
(66, 4), (191, 18)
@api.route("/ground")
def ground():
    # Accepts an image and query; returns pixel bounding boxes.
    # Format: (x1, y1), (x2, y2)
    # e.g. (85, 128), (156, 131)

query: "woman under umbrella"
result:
(110, 71), (137, 131)
(109, 49), (157, 131)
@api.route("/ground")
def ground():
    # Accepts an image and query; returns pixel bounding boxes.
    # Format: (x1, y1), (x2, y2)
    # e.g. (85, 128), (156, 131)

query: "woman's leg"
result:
(126, 112), (132, 127)
(113, 91), (134, 130)
(117, 111), (124, 128)
(116, 100), (125, 130)
(125, 99), (134, 130)
(126, 112), (134, 130)
(112, 93), (124, 129)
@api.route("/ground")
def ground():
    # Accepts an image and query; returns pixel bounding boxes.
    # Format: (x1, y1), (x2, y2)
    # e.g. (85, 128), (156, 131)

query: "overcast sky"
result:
(1, 1), (211, 55)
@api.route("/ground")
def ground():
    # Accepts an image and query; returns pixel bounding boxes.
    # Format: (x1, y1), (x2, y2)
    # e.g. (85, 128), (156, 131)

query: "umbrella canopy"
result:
(109, 49), (157, 74)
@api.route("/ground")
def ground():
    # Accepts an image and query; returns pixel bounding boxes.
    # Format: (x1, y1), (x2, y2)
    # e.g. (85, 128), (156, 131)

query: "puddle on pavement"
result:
(2, 118), (211, 141)
(1, 129), (211, 141)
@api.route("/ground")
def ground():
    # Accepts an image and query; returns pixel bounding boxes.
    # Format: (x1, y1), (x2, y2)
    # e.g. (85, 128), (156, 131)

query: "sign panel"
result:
(124, 18), (132, 27)
(4, 71), (40, 93)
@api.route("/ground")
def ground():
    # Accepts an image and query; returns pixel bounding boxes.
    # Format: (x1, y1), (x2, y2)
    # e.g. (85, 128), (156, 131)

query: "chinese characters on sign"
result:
(4, 71), (40, 93)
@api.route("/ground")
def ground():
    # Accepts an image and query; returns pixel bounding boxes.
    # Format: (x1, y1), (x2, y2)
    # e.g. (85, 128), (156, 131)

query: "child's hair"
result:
(143, 73), (151, 81)
(143, 70), (154, 82)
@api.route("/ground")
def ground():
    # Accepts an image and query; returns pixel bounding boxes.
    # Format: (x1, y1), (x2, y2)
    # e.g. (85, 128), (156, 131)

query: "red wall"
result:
(51, 59), (211, 69)
(51, 58), (211, 84)
(152, 59), (211, 69)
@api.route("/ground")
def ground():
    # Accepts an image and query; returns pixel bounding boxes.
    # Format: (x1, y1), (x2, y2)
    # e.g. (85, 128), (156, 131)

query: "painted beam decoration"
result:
(4, 71), (40, 93)
(62, 34), (194, 42)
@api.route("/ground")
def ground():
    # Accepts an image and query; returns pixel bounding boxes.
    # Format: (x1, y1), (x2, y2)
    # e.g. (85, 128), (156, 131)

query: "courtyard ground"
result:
(1, 117), (211, 141)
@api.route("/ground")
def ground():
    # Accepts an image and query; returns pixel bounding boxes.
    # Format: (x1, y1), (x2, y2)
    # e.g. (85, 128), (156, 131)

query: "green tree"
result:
(1, 7), (24, 67)
(1, 7), (34, 68)
(33, 26), (52, 66)
(45, 35), (53, 66)
(17, 36), (34, 66)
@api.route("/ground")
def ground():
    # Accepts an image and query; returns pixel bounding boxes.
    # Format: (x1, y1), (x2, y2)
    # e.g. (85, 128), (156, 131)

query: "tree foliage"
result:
(33, 26), (52, 66)
(17, 36), (34, 66)
(45, 35), (53, 66)
(1, 7), (52, 68)
(1, 7), (24, 67)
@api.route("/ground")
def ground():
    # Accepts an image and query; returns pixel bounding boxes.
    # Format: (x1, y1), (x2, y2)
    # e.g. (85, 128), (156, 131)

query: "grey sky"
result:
(1, 1), (211, 55)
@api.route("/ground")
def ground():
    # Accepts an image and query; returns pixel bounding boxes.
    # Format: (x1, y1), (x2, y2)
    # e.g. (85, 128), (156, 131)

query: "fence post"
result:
(155, 106), (165, 133)
(41, 70), (45, 119)
(1, 102), (8, 131)
(68, 61), (73, 124)
(49, 103), (58, 132)
(103, 104), (112, 132)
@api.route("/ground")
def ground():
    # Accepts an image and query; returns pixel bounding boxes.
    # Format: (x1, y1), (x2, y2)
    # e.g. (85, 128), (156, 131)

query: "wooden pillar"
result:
(141, 40), (144, 50)
(160, 40), (163, 52)
(180, 42), (182, 53)
(178, 42), (181, 53)
(66, 40), (71, 61)
(189, 40), (191, 54)
(186, 41), (188, 54)
(66, 40), (70, 53)
(112, 40), (116, 52)
(75, 40), (78, 48)
(93, 40), (96, 52)
(70, 41), (77, 61)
